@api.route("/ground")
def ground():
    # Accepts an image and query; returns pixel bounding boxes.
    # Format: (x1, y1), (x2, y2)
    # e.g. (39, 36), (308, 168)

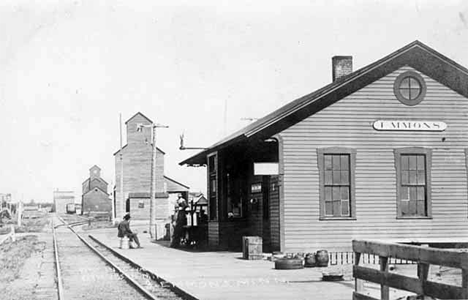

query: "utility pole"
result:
(110, 180), (115, 224)
(119, 114), (124, 223)
(17, 201), (22, 227)
(149, 124), (157, 240)
(138, 122), (168, 240)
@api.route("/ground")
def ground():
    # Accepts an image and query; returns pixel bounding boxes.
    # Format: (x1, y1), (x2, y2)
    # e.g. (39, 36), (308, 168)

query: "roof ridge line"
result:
(245, 42), (440, 137)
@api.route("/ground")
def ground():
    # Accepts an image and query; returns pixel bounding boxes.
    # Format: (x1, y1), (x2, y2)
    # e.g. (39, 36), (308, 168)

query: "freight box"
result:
(242, 236), (263, 260)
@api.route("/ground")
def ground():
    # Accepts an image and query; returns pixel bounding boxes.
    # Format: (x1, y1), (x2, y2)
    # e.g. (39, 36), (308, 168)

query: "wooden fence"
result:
(0, 225), (15, 245)
(352, 240), (468, 300)
(328, 251), (415, 266)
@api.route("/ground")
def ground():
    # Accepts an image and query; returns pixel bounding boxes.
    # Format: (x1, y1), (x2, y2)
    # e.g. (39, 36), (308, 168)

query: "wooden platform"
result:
(88, 228), (354, 300)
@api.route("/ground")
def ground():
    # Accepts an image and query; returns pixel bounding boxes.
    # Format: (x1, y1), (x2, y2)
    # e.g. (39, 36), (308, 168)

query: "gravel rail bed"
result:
(87, 236), (184, 300)
(54, 220), (185, 300)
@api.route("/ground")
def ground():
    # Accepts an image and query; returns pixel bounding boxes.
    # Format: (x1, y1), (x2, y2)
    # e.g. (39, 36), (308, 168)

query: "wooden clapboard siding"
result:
(269, 176), (280, 251)
(208, 221), (220, 249)
(279, 66), (468, 252)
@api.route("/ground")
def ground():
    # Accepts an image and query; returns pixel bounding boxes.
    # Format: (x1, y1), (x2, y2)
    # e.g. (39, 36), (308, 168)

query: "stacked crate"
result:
(242, 236), (263, 260)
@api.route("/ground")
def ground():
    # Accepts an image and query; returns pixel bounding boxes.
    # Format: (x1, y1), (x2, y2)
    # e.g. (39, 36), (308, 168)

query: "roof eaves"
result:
(164, 175), (190, 190)
(113, 144), (165, 156)
(179, 134), (247, 165)
(180, 43), (421, 166)
(113, 144), (128, 156)
(83, 187), (108, 196)
(244, 41), (426, 138)
(180, 40), (468, 166)
(91, 177), (109, 185)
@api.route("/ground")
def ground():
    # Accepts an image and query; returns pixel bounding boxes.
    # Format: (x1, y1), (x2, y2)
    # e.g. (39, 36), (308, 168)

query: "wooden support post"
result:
(17, 202), (22, 227)
(10, 225), (15, 242)
(462, 269), (468, 299)
(355, 252), (364, 293)
(417, 262), (429, 297)
(417, 244), (429, 297)
(380, 256), (389, 300)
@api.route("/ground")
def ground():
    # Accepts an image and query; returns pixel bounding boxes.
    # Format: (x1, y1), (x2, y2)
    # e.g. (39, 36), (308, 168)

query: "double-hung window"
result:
(317, 148), (356, 220)
(394, 148), (432, 218)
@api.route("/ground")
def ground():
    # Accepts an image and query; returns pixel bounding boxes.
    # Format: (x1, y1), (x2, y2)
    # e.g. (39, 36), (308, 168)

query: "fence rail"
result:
(352, 240), (468, 300)
(0, 225), (15, 245)
(328, 251), (416, 266)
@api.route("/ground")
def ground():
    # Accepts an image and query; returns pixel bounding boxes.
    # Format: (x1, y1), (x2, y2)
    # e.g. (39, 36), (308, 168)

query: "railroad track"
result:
(52, 215), (196, 300)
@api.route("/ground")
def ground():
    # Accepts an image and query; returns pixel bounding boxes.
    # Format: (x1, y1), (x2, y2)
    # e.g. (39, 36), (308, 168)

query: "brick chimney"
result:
(332, 56), (353, 81)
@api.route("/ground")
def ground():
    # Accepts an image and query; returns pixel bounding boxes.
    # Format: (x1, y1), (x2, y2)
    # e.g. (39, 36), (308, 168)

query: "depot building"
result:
(180, 41), (468, 253)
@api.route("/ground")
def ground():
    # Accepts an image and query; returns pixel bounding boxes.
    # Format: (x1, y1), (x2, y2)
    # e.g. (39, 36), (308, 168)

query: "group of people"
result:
(170, 195), (188, 248)
(116, 194), (189, 249)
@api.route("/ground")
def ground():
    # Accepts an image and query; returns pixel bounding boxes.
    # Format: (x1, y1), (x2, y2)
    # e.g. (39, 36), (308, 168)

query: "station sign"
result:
(373, 120), (447, 131)
(254, 162), (279, 175)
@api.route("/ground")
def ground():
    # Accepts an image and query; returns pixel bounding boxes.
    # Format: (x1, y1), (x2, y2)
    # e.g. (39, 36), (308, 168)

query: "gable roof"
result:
(180, 40), (468, 166)
(90, 165), (101, 171)
(82, 175), (108, 185)
(82, 186), (108, 197)
(91, 177), (108, 186)
(113, 144), (166, 156)
(195, 195), (208, 205)
(125, 112), (153, 125)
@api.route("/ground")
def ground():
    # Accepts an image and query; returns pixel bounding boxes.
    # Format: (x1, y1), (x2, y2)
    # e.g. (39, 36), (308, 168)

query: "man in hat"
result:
(117, 214), (142, 249)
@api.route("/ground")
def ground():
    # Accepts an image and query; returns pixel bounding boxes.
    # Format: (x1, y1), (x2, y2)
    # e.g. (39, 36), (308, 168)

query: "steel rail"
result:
(55, 216), (160, 300)
(54, 221), (88, 228)
(89, 235), (198, 300)
(52, 216), (64, 300)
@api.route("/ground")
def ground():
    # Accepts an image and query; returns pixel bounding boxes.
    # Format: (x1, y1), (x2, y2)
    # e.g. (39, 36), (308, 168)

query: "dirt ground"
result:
(0, 213), (57, 300)
(0, 213), (115, 300)
(0, 211), (49, 234)
(0, 235), (50, 299)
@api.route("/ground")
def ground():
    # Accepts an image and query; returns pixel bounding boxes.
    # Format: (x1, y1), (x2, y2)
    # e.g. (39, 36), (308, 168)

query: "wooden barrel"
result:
(315, 250), (329, 267)
(304, 253), (316, 267)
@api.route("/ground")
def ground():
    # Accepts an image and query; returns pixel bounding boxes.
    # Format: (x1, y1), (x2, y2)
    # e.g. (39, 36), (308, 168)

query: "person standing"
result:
(117, 214), (142, 249)
(170, 196), (187, 248)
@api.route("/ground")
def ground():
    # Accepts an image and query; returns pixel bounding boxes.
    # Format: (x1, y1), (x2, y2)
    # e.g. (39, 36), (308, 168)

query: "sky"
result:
(0, 0), (467, 203)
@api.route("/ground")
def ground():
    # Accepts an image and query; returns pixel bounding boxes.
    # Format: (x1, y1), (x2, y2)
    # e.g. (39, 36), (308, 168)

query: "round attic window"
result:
(393, 71), (426, 106)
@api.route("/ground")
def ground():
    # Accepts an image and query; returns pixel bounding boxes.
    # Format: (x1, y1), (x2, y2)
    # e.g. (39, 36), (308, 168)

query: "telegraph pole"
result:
(149, 124), (157, 240)
(110, 180), (115, 224)
(119, 114), (124, 223)
(138, 122), (168, 240)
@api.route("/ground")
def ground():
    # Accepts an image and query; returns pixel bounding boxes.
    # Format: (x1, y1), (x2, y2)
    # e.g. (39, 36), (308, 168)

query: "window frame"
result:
(394, 147), (433, 219)
(207, 152), (218, 221)
(317, 147), (357, 220)
(226, 172), (244, 219)
(393, 71), (427, 106)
